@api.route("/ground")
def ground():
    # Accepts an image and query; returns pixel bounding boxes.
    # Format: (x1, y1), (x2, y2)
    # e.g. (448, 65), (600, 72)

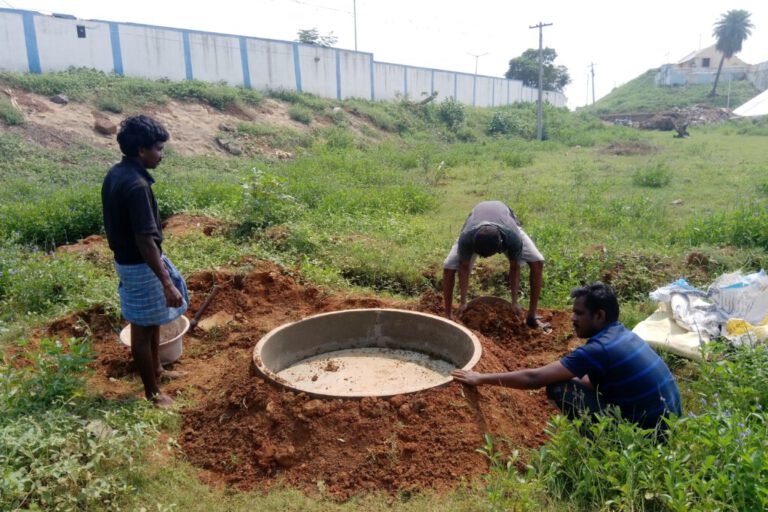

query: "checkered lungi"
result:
(115, 254), (188, 326)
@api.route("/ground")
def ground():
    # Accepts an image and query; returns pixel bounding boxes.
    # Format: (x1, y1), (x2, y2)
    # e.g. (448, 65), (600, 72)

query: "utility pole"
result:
(589, 62), (596, 104)
(353, 0), (358, 51)
(529, 21), (552, 141)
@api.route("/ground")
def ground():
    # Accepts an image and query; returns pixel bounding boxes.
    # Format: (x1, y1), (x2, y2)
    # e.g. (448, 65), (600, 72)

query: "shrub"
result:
(239, 169), (304, 231)
(0, 96), (24, 125)
(95, 94), (124, 113)
(0, 186), (103, 245)
(437, 97), (465, 131)
(167, 80), (239, 110)
(682, 202), (768, 250)
(532, 342), (768, 511)
(500, 151), (533, 168)
(0, 338), (160, 511)
(288, 104), (313, 124)
(632, 162), (672, 188)
(0, 337), (93, 415)
(487, 110), (516, 135)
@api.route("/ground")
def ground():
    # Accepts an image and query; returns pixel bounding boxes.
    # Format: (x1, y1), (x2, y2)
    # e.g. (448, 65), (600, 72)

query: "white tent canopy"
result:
(734, 89), (768, 117)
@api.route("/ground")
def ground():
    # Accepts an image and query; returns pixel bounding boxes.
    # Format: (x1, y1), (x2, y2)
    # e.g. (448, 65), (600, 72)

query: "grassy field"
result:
(1, 70), (767, 510)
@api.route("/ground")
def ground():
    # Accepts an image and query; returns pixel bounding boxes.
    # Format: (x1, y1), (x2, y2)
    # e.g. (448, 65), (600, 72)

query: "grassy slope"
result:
(583, 68), (759, 115)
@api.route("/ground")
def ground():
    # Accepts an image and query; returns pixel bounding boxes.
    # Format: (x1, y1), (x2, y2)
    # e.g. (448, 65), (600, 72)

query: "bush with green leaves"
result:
(0, 186), (103, 245)
(524, 342), (768, 511)
(437, 97), (466, 131)
(0, 243), (114, 324)
(288, 104), (313, 124)
(239, 168), (304, 232)
(0, 337), (162, 511)
(487, 110), (515, 135)
(0, 95), (24, 125)
(632, 162), (672, 188)
(682, 202), (768, 250)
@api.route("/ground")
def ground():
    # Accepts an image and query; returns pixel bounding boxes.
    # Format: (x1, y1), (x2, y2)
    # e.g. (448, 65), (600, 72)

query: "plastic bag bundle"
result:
(707, 270), (768, 325)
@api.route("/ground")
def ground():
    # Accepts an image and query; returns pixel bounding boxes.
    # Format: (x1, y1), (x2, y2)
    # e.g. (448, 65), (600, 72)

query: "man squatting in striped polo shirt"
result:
(453, 282), (681, 433)
(102, 115), (189, 408)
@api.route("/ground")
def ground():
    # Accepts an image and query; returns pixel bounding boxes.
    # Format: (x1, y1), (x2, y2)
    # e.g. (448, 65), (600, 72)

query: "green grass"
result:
(0, 68), (263, 112)
(0, 95), (24, 125)
(584, 68), (760, 115)
(1, 70), (767, 511)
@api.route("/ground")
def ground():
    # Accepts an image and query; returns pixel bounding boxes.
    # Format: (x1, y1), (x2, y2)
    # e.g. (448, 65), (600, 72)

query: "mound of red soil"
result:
(42, 260), (579, 499)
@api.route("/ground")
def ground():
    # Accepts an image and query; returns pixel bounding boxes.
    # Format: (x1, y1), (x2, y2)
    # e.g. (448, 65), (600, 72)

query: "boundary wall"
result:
(0, 8), (566, 108)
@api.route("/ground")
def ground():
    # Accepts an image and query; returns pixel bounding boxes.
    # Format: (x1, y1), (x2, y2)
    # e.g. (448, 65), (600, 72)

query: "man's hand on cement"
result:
(451, 369), (483, 386)
(163, 283), (183, 308)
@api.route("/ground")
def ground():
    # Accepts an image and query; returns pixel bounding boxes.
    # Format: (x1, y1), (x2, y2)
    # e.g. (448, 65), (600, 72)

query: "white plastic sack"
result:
(668, 293), (721, 338)
(707, 270), (768, 325)
(648, 278), (706, 303)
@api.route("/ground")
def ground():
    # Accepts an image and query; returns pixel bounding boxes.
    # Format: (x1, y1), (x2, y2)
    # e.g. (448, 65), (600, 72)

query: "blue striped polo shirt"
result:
(560, 321), (681, 428)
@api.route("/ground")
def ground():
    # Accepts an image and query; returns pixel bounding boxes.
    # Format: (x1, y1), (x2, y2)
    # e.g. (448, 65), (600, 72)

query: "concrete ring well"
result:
(252, 308), (481, 398)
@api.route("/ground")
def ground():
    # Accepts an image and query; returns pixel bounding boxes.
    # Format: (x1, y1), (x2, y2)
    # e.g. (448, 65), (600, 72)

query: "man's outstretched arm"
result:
(452, 361), (575, 390)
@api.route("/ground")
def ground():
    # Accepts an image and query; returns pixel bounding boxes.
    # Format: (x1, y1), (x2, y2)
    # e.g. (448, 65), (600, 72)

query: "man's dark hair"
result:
(570, 282), (620, 322)
(116, 115), (170, 157)
(473, 225), (503, 257)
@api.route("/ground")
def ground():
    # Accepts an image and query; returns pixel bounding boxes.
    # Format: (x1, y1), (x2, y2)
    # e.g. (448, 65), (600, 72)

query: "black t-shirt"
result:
(101, 157), (163, 264)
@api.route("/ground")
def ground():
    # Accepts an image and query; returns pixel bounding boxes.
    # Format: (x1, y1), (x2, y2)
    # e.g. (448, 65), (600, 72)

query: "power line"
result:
(1, 0), (16, 7)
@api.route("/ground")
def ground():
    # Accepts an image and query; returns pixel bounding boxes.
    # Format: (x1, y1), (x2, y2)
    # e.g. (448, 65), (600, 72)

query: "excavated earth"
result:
(43, 224), (581, 499)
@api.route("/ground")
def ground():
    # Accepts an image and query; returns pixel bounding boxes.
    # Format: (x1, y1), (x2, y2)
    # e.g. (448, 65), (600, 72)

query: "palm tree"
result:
(709, 9), (754, 97)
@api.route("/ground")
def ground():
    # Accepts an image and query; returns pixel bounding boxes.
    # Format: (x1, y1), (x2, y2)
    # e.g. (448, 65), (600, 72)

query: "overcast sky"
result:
(4, 0), (767, 109)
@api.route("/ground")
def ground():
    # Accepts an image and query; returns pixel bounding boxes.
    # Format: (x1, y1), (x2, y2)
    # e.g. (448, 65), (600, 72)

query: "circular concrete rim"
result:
(252, 308), (481, 398)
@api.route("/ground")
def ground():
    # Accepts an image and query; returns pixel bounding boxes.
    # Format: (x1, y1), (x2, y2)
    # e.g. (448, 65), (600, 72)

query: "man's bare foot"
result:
(150, 393), (174, 409)
(157, 369), (189, 381)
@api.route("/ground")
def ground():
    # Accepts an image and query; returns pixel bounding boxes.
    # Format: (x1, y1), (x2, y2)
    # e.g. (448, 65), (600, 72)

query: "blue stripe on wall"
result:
(472, 76), (476, 106)
(182, 31), (193, 79)
(239, 36), (251, 88)
(370, 57), (375, 100)
(431, 69), (435, 95)
(507, 81), (510, 105)
(492, 79), (495, 107)
(403, 65), (408, 97)
(335, 49), (342, 100)
(292, 42), (302, 92)
(453, 74), (457, 99)
(109, 22), (123, 75)
(21, 12), (41, 73)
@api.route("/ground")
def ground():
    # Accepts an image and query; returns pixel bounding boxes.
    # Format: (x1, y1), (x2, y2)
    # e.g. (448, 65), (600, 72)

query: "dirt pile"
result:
(43, 258), (579, 499)
(601, 105), (734, 131)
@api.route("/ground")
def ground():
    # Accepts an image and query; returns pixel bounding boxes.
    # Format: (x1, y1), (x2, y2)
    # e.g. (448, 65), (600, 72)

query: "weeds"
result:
(0, 337), (163, 511)
(289, 104), (314, 124)
(437, 97), (466, 131)
(0, 95), (24, 125)
(531, 342), (768, 511)
(632, 162), (672, 188)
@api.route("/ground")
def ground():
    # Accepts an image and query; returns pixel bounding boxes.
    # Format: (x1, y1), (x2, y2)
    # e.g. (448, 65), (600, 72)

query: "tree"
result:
(710, 9), (754, 97)
(296, 28), (338, 47)
(504, 48), (571, 92)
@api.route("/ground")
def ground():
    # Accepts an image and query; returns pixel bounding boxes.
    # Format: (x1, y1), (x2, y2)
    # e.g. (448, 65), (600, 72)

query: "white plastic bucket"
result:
(119, 315), (189, 365)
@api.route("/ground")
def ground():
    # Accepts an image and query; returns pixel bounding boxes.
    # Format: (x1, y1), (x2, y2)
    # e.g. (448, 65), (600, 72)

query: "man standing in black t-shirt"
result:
(102, 115), (188, 408)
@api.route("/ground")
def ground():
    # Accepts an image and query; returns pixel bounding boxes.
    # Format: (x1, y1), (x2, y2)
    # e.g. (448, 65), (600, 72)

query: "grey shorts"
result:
(442, 227), (544, 270)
